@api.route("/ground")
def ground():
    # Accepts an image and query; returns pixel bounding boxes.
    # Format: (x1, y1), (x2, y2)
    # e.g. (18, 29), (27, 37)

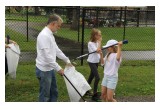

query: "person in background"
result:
(86, 28), (102, 101)
(35, 14), (72, 102)
(100, 39), (123, 102)
(5, 37), (17, 75)
(5, 37), (17, 48)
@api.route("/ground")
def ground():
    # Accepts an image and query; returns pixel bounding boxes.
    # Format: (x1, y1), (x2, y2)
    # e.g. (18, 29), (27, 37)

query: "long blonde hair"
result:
(90, 28), (101, 42)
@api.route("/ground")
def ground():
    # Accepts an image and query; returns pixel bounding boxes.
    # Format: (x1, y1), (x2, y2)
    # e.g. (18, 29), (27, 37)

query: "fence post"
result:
(145, 10), (148, 27)
(26, 6), (29, 42)
(77, 6), (80, 42)
(136, 8), (140, 27)
(9, 6), (10, 17)
(120, 7), (123, 21)
(96, 7), (99, 28)
(81, 8), (85, 66)
(123, 6), (127, 40)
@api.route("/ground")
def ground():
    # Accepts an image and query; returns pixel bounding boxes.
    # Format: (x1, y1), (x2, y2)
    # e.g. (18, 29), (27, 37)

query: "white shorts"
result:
(101, 75), (118, 90)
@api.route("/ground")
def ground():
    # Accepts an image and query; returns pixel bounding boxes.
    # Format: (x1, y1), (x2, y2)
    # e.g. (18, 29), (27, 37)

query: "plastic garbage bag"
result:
(6, 44), (20, 79)
(64, 66), (91, 102)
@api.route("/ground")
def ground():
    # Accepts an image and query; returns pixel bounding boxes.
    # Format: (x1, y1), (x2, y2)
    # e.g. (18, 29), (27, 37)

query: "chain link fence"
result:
(5, 6), (155, 102)
(5, 6), (155, 63)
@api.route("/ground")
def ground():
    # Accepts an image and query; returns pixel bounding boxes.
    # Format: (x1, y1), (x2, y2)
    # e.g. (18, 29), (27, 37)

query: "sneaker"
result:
(85, 91), (93, 96)
(96, 92), (101, 96)
(91, 93), (101, 101)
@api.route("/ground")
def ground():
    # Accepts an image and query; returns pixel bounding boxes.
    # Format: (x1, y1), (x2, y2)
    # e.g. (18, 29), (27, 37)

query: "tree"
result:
(43, 6), (53, 15)
(15, 6), (22, 13)
(70, 7), (79, 30)
(34, 6), (40, 15)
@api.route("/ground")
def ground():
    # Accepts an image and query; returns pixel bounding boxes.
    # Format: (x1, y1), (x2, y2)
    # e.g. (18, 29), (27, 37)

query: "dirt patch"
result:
(54, 34), (88, 59)
(80, 95), (155, 102)
(116, 95), (155, 102)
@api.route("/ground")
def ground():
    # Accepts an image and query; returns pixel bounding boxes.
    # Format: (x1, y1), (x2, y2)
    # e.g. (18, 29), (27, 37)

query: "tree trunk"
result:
(34, 6), (40, 15)
(70, 8), (78, 30)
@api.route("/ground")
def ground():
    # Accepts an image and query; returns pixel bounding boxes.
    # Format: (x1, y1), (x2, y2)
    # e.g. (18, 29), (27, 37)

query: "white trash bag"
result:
(6, 44), (20, 79)
(64, 66), (91, 102)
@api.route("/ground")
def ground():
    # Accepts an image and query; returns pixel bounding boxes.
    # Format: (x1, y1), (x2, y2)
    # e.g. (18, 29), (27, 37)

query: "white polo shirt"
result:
(36, 27), (70, 72)
(103, 53), (122, 76)
(87, 41), (100, 63)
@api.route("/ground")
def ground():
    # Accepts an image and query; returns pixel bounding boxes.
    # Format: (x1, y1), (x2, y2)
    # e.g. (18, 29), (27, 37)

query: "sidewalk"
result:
(122, 50), (155, 60)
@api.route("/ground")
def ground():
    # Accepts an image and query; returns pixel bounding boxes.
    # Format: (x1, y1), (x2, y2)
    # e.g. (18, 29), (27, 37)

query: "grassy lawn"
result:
(5, 13), (155, 51)
(5, 14), (48, 23)
(5, 60), (155, 102)
(56, 27), (155, 50)
(5, 14), (68, 23)
(5, 27), (36, 52)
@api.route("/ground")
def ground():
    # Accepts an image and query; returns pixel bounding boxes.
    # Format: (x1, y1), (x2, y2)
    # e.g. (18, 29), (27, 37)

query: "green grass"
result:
(56, 27), (155, 50)
(32, 26), (155, 50)
(5, 60), (155, 102)
(117, 66), (155, 96)
(5, 27), (36, 52)
(6, 14), (68, 23)
(6, 14), (48, 23)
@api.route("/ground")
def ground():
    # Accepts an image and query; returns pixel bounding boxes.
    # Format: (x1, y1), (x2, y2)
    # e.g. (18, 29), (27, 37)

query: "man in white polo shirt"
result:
(36, 14), (72, 102)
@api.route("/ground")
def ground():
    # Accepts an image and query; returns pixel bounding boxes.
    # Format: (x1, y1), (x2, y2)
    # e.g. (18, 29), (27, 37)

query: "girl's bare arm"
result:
(116, 41), (123, 61)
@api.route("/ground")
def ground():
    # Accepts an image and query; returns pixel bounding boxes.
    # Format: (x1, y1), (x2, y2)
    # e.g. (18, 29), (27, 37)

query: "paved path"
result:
(122, 50), (155, 60)
(5, 21), (44, 39)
